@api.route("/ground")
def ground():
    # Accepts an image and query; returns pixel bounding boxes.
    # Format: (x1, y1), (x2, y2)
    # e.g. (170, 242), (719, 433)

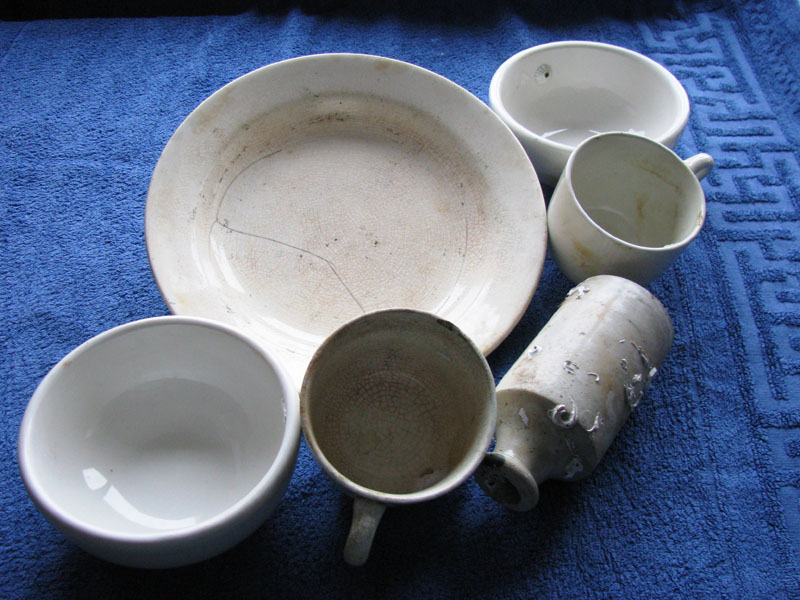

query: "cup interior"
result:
(569, 134), (704, 248)
(301, 310), (495, 499)
(21, 319), (290, 537)
(496, 43), (687, 148)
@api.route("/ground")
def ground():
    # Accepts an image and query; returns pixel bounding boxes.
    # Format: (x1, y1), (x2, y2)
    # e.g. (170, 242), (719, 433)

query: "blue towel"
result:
(2, 1), (799, 597)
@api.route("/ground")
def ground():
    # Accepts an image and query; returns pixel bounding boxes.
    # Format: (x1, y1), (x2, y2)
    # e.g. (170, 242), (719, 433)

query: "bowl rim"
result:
(17, 315), (301, 544)
(488, 40), (691, 153)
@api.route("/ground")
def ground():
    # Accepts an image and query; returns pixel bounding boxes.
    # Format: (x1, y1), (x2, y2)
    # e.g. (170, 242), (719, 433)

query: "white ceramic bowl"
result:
(18, 316), (300, 568)
(489, 41), (690, 186)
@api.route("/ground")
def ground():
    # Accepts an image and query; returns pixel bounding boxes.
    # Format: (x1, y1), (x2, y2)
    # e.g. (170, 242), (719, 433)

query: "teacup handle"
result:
(684, 153), (714, 181)
(344, 497), (386, 566)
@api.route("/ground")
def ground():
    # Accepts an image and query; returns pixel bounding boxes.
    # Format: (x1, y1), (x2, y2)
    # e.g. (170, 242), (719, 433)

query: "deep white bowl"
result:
(18, 316), (300, 568)
(489, 41), (690, 186)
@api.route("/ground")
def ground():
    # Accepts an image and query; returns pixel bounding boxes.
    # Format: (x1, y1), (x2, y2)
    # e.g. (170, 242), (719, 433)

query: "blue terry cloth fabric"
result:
(1, 0), (799, 597)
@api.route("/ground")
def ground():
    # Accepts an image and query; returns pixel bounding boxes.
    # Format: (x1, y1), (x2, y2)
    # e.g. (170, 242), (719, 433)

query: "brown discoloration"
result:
(373, 56), (408, 73)
(638, 158), (682, 196)
(636, 194), (647, 221)
(571, 237), (595, 270)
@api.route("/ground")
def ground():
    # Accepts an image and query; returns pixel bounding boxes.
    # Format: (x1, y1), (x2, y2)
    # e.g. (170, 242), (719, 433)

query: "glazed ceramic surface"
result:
(490, 41), (690, 186)
(475, 275), (673, 511)
(17, 316), (300, 568)
(547, 132), (713, 286)
(146, 53), (547, 389)
(300, 309), (496, 565)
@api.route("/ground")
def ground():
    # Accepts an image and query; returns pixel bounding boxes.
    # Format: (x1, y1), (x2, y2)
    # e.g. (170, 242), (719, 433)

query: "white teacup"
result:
(547, 132), (713, 286)
(300, 309), (496, 566)
(18, 316), (300, 568)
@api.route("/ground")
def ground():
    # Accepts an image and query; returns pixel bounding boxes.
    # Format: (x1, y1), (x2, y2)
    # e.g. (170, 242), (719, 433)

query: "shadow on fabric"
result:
(3, 0), (723, 24)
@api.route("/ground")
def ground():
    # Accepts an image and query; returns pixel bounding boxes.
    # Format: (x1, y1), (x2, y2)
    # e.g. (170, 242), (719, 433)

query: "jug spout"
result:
(476, 451), (541, 511)
(475, 391), (569, 511)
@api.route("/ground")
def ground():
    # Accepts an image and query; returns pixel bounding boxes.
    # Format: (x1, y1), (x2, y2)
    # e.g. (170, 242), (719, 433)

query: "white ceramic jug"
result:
(475, 275), (673, 510)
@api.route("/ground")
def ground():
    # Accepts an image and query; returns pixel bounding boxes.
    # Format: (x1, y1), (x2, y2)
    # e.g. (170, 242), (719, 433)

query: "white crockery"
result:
(547, 132), (713, 286)
(18, 316), (300, 569)
(301, 309), (496, 566)
(475, 275), (673, 511)
(146, 53), (547, 390)
(490, 41), (690, 186)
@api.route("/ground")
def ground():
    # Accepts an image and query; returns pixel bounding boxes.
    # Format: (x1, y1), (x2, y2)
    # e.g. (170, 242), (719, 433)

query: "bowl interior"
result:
(497, 44), (686, 147)
(22, 320), (289, 537)
(302, 311), (494, 497)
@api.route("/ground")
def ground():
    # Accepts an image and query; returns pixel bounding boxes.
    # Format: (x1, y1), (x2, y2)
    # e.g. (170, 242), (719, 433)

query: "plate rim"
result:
(145, 52), (547, 386)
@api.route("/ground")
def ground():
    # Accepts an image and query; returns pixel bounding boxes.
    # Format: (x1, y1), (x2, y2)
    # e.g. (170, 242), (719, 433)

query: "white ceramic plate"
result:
(146, 54), (546, 387)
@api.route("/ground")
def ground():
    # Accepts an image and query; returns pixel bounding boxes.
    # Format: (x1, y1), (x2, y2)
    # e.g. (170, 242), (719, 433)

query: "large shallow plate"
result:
(146, 54), (546, 388)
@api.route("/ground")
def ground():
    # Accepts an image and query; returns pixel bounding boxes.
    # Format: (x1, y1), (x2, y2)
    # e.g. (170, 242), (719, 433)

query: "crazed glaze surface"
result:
(300, 309), (496, 565)
(146, 54), (547, 389)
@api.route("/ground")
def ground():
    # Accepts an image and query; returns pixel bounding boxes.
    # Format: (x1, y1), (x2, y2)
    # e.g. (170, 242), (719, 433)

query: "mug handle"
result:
(343, 497), (386, 566)
(684, 153), (714, 181)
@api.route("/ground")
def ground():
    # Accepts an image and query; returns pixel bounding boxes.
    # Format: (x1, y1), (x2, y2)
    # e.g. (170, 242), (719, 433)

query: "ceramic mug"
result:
(300, 309), (496, 566)
(475, 275), (674, 511)
(547, 132), (714, 286)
